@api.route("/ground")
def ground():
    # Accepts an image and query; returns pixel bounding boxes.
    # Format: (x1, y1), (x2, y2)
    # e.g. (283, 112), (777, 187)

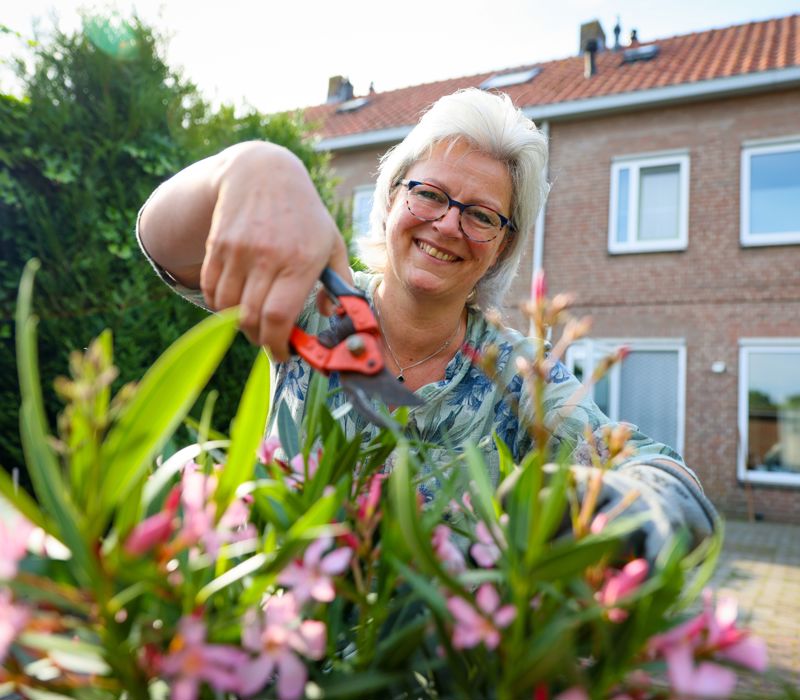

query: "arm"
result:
(138, 141), (350, 359)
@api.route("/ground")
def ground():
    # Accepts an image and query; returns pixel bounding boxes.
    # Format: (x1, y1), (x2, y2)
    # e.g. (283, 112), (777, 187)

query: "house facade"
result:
(303, 16), (800, 522)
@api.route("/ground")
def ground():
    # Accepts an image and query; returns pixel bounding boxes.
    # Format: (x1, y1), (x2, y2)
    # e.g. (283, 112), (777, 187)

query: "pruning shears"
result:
(289, 267), (422, 428)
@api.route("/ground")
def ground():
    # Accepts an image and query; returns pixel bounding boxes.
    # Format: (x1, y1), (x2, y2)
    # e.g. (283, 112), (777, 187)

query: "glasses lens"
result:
(462, 206), (503, 242)
(406, 183), (448, 219)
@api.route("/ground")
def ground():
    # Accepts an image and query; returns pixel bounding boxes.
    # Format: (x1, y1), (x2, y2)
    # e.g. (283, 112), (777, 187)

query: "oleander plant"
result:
(0, 261), (789, 700)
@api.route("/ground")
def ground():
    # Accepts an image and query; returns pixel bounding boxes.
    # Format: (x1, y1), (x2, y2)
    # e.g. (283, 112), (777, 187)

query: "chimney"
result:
(579, 19), (606, 54)
(326, 75), (354, 104)
(613, 17), (622, 51)
(584, 38), (599, 78)
(630, 28), (639, 45)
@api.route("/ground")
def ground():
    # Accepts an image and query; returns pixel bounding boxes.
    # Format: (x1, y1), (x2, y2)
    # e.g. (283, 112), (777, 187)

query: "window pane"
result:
(352, 187), (375, 237)
(615, 168), (629, 243)
(749, 149), (800, 235)
(638, 164), (680, 241)
(618, 351), (679, 449)
(746, 351), (800, 474)
(594, 375), (610, 417)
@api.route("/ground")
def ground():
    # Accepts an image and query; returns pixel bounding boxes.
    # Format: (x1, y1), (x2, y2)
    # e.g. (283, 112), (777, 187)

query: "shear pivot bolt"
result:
(346, 335), (366, 356)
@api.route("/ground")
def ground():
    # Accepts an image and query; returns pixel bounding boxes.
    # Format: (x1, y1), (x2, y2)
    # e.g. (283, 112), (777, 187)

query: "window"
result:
(351, 185), (375, 238)
(480, 67), (541, 90)
(738, 340), (800, 486)
(741, 138), (800, 246)
(608, 152), (690, 253)
(566, 339), (686, 453)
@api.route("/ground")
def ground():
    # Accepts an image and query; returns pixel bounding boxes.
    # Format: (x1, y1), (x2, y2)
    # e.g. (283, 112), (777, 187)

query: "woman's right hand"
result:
(139, 141), (351, 360)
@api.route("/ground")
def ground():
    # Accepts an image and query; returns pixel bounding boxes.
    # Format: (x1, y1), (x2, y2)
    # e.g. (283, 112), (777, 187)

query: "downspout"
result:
(530, 119), (550, 337)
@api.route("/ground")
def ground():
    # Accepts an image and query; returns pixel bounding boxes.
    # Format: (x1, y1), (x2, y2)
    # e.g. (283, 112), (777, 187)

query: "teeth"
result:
(417, 240), (458, 262)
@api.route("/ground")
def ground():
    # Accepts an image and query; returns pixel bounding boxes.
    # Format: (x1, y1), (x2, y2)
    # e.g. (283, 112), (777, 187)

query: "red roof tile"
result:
(302, 15), (799, 141)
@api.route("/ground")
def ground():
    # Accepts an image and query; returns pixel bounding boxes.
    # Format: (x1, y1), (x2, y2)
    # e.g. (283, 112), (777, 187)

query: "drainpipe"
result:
(530, 119), (550, 337)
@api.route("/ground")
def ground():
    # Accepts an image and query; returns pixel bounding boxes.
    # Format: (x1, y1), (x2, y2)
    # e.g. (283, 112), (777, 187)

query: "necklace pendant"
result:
(397, 373), (405, 383)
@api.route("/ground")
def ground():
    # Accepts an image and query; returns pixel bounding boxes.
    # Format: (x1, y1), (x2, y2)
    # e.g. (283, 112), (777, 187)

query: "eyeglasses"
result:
(397, 179), (514, 243)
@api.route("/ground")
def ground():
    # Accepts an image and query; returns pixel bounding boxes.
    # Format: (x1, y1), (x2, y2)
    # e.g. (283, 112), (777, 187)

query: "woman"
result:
(138, 89), (717, 561)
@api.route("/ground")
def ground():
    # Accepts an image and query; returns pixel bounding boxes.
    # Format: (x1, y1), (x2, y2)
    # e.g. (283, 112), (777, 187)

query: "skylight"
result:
(336, 97), (370, 113)
(622, 44), (660, 63)
(480, 67), (541, 90)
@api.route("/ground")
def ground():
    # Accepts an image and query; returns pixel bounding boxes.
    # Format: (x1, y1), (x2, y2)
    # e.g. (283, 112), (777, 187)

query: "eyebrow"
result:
(412, 176), (508, 214)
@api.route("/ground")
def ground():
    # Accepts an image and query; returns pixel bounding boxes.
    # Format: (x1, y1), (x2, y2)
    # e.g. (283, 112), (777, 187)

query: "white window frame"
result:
(351, 184), (375, 239)
(740, 136), (800, 247)
(565, 338), (686, 453)
(737, 339), (800, 487)
(608, 151), (690, 254)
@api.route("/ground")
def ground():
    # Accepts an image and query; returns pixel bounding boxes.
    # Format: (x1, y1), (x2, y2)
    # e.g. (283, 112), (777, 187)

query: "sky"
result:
(2, 0), (799, 113)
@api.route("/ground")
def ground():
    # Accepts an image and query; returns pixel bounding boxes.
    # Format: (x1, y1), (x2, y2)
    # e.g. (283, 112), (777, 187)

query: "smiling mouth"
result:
(415, 240), (460, 262)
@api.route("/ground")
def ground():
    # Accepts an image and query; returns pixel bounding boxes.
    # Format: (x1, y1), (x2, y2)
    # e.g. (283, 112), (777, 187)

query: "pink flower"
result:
(257, 437), (282, 464)
(0, 588), (28, 664)
(648, 589), (769, 698)
(432, 525), (466, 574)
(277, 537), (352, 605)
(0, 514), (33, 579)
(161, 615), (247, 700)
(357, 473), (385, 521)
(239, 594), (326, 699)
(124, 487), (180, 556)
(288, 451), (319, 486)
(531, 270), (547, 305)
(555, 688), (589, 700)
(470, 520), (501, 568)
(447, 584), (516, 650)
(177, 464), (256, 559)
(596, 558), (648, 623)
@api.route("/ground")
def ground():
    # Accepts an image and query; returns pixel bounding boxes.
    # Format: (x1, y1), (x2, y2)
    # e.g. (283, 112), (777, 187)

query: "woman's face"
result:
(383, 139), (512, 305)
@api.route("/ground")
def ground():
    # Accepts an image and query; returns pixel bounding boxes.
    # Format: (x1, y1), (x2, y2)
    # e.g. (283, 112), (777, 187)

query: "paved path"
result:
(707, 520), (800, 695)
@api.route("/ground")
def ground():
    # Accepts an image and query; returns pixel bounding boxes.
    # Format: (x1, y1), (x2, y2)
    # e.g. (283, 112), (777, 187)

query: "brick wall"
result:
(511, 89), (800, 521)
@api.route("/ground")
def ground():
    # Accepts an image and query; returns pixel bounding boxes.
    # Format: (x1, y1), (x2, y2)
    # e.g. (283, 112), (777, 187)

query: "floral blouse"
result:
(267, 272), (687, 491)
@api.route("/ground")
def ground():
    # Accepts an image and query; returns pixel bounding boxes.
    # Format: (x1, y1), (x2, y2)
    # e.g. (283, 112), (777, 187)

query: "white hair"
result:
(358, 88), (549, 310)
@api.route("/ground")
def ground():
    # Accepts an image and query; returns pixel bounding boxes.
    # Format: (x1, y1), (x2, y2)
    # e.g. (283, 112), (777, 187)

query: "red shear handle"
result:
(289, 327), (383, 376)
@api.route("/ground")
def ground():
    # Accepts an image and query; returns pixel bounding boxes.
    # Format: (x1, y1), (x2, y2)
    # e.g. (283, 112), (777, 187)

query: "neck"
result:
(374, 280), (466, 368)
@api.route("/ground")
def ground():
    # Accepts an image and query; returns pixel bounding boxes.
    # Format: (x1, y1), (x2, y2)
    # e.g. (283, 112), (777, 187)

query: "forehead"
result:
(406, 139), (512, 210)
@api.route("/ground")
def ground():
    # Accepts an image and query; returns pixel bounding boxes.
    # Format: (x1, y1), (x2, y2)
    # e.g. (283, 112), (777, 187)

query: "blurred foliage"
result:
(0, 15), (347, 483)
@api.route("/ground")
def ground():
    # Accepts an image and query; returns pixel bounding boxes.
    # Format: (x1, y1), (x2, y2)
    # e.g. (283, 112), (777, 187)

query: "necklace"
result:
(373, 297), (462, 383)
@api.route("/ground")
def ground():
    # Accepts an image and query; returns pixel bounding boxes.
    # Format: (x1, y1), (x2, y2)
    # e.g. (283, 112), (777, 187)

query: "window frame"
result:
(737, 339), (800, 487)
(351, 184), (375, 239)
(565, 338), (686, 454)
(608, 151), (690, 254)
(740, 137), (800, 247)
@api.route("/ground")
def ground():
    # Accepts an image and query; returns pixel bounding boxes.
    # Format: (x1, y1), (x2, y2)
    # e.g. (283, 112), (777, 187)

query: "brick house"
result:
(303, 16), (800, 522)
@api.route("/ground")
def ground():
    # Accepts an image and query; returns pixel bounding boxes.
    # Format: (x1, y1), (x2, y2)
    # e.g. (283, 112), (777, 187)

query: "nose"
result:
(433, 204), (463, 237)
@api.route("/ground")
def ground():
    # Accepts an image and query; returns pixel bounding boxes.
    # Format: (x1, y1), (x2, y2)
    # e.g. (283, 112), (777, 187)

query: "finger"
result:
(199, 249), (223, 310)
(239, 274), (274, 345)
(258, 272), (317, 361)
(212, 260), (247, 312)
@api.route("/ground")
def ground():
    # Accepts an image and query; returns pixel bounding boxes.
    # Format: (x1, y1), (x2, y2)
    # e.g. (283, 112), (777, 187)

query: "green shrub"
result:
(0, 16), (345, 482)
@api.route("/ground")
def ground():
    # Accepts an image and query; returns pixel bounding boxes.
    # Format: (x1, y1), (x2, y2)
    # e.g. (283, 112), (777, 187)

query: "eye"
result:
(465, 206), (501, 228)
(412, 185), (448, 204)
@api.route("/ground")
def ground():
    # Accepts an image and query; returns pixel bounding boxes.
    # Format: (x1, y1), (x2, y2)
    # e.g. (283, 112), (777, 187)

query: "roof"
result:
(302, 15), (800, 151)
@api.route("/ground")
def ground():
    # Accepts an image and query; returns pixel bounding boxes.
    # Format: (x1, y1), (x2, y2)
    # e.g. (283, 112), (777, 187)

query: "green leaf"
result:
(97, 308), (239, 530)
(530, 536), (619, 581)
(142, 440), (229, 508)
(314, 670), (407, 698)
(277, 399), (300, 458)
(530, 461), (569, 558)
(196, 553), (267, 604)
(388, 557), (449, 618)
(215, 350), (271, 512)
(15, 260), (96, 586)
(463, 441), (498, 522)
(0, 471), (47, 531)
